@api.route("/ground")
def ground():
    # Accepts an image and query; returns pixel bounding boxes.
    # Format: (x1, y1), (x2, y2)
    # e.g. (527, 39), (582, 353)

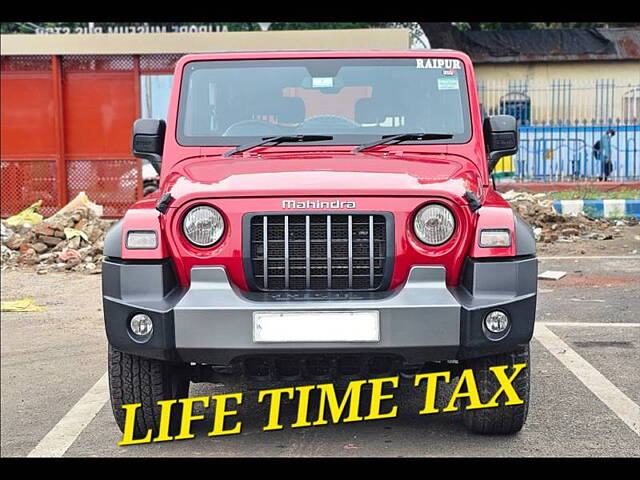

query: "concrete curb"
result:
(552, 199), (640, 219)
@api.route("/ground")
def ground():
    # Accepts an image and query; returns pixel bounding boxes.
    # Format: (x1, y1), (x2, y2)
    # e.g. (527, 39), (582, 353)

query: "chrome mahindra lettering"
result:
(282, 200), (357, 209)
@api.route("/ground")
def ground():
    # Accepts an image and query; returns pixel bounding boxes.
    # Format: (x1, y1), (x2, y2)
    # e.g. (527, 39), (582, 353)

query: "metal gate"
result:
(0, 54), (181, 218)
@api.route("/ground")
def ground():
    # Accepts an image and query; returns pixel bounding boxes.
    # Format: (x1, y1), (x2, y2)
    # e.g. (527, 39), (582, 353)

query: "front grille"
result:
(248, 213), (390, 291)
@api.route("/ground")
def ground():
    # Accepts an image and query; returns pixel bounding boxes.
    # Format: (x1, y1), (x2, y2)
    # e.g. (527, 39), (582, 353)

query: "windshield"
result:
(177, 57), (472, 146)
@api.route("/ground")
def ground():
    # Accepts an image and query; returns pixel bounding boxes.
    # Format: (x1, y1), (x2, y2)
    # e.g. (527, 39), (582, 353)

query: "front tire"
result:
(461, 344), (530, 435)
(108, 344), (190, 437)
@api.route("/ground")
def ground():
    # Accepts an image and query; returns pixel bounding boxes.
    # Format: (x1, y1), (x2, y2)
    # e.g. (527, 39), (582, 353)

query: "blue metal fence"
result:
(510, 122), (640, 182)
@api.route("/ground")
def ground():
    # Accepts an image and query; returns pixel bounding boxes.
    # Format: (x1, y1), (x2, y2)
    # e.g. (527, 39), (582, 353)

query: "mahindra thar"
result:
(103, 51), (537, 436)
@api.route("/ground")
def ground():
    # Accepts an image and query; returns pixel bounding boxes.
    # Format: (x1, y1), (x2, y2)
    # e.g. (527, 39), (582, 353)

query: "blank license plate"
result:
(253, 311), (380, 343)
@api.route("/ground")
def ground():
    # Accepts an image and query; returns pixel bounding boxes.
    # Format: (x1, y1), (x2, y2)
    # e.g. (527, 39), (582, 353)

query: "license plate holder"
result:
(252, 310), (380, 343)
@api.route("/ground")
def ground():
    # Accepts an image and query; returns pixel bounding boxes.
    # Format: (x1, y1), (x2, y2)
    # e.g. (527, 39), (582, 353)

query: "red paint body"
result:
(120, 51), (517, 288)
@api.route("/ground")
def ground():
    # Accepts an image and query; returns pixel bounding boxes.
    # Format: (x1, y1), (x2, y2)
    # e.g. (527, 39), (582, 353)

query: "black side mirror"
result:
(132, 119), (166, 174)
(483, 115), (518, 173)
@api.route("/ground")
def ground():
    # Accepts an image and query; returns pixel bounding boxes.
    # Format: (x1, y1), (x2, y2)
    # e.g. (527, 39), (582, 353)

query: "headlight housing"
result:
(182, 205), (225, 247)
(413, 204), (456, 246)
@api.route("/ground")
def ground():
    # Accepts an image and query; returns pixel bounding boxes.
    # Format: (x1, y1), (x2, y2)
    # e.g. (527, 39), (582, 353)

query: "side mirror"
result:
(132, 119), (166, 174)
(483, 115), (518, 173)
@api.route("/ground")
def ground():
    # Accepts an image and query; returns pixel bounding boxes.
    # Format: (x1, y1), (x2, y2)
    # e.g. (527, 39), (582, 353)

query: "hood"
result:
(163, 151), (485, 207)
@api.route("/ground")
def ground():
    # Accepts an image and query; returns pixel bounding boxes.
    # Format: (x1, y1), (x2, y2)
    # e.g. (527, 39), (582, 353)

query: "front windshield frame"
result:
(176, 57), (473, 147)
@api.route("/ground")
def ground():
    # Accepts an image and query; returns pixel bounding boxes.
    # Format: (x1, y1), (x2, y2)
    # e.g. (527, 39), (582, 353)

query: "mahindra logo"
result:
(282, 200), (357, 209)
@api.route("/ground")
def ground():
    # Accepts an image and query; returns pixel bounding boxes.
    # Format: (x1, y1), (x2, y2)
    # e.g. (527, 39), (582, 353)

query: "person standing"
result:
(598, 128), (615, 181)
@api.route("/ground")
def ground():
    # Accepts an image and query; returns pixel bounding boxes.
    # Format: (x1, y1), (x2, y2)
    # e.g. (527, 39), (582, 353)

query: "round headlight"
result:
(413, 204), (455, 245)
(183, 205), (225, 247)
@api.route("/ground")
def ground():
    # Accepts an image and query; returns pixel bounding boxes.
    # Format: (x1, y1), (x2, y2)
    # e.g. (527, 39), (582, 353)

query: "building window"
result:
(500, 91), (531, 125)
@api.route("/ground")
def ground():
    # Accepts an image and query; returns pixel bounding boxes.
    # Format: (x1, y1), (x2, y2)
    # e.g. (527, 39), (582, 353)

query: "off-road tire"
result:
(461, 344), (530, 435)
(108, 344), (190, 438)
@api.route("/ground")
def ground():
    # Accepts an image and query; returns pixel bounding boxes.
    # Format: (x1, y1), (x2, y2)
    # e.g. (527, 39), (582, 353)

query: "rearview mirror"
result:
(132, 119), (166, 174)
(483, 115), (518, 173)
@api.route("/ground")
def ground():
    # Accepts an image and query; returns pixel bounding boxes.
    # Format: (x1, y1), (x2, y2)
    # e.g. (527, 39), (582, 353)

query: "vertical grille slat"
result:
(348, 215), (353, 289)
(369, 215), (374, 289)
(305, 215), (310, 289)
(284, 215), (289, 290)
(263, 216), (268, 289)
(249, 213), (388, 291)
(327, 216), (332, 289)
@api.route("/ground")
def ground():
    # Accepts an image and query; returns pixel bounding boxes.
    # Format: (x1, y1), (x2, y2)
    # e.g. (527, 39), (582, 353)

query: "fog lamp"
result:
(130, 313), (153, 337)
(484, 310), (510, 334)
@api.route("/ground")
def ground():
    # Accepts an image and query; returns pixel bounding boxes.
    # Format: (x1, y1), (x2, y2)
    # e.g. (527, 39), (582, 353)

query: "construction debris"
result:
(1, 223), (13, 243)
(502, 190), (631, 244)
(1, 188), (635, 274)
(538, 270), (567, 281)
(4, 200), (44, 227)
(1, 192), (114, 274)
(1, 298), (45, 312)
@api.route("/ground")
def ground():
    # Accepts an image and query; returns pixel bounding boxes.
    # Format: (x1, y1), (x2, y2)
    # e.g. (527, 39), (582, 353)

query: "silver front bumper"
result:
(173, 266), (461, 361)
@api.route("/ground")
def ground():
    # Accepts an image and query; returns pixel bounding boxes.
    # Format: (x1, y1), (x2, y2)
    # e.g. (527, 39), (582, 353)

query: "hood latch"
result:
(464, 191), (482, 213)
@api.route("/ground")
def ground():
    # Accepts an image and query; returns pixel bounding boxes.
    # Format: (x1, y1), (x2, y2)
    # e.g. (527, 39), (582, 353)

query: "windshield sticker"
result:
(416, 58), (462, 69)
(437, 77), (460, 90)
(312, 77), (334, 88)
(442, 69), (457, 76)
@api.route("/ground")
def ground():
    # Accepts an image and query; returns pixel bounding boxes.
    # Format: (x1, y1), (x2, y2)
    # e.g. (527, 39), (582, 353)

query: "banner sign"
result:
(35, 24), (230, 35)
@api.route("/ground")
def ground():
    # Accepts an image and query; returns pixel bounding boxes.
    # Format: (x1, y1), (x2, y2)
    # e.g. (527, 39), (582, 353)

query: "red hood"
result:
(162, 151), (485, 208)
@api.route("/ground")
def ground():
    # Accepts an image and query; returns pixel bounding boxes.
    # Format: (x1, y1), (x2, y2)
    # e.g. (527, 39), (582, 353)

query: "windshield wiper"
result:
(222, 135), (333, 157)
(352, 132), (454, 153)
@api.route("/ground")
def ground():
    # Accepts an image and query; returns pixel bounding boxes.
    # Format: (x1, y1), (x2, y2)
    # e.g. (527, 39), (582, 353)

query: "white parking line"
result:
(534, 324), (640, 437)
(26, 322), (640, 456)
(28, 372), (109, 457)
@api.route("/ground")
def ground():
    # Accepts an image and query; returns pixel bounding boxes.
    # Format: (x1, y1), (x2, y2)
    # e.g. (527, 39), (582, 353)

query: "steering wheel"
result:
(222, 119), (284, 136)
(300, 115), (359, 130)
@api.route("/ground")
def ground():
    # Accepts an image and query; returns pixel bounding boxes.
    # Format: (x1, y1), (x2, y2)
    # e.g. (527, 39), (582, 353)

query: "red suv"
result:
(103, 51), (536, 436)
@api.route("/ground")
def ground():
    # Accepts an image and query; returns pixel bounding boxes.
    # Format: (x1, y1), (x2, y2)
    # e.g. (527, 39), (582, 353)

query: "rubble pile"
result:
(1, 193), (114, 274)
(502, 190), (632, 243)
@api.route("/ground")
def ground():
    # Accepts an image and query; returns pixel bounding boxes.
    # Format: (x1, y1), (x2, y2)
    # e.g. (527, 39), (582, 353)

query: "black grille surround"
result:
(243, 212), (394, 292)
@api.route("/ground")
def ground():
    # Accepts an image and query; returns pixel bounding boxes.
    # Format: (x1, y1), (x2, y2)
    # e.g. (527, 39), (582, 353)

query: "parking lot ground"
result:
(1, 253), (639, 457)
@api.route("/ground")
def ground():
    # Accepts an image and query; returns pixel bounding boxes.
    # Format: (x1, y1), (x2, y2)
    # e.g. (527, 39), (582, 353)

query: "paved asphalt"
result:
(1, 255), (639, 457)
